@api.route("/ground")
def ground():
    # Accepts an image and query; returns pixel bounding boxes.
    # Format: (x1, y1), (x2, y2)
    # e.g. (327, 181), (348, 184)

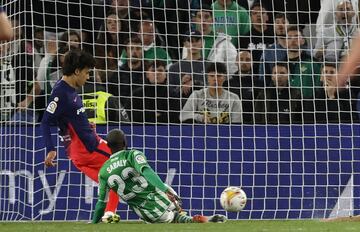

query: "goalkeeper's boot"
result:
(208, 214), (227, 223)
(192, 215), (208, 223)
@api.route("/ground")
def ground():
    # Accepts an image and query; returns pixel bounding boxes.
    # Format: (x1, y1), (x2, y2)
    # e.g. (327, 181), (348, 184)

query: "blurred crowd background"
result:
(1, 0), (359, 125)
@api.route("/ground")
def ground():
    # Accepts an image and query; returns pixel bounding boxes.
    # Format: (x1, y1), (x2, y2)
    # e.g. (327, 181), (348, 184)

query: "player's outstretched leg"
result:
(101, 190), (120, 223)
(173, 212), (226, 223)
(105, 190), (119, 212)
(172, 212), (206, 223)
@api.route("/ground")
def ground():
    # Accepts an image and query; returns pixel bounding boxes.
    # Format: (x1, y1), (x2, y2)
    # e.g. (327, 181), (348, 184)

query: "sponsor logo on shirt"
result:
(76, 107), (86, 115)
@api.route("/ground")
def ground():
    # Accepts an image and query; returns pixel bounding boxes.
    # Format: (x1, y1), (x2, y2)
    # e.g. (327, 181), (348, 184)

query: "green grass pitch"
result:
(1, 220), (360, 232)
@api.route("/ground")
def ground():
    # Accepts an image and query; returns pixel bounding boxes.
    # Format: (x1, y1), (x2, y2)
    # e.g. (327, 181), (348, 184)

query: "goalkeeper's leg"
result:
(172, 212), (227, 223)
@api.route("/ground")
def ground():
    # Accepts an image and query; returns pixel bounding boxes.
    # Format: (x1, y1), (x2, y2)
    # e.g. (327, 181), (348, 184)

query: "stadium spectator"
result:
(36, 31), (81, 101)
(0, 42), (15, 121)
(9, 19), (32, 56)
(0, 5), (13, 41)
(185, 5), (238, 74)
(108, 36), (144, 107)
(239, 2), (274, 75)
(81, 73), (130, 124)
(169, 31), (208, 118)
(224, 50), (261, 123)
(211, 0), (251, 47)
(316, 0), (358, 38)
(314, 0), (357, 62)
(7, 19), (41, 123)
(47, 46), (69, 87)
(286, 26), (322, 99)
(92, 128), (227, 224)
(254, 62), (302, 124)
(95, 11), (127, 73)
(180, 62), (242, 124)
(314, 62), (357, 123)
(58, 30), (81, 50)
(41, 50), (119, 220)
(32, 27), (45, 73)
(119, 18), (171, 67)
(108, 0), (142, 32)
(164, 0), (193, 60)
(258, 13), (288, 86)
(129, 60), (171, 123)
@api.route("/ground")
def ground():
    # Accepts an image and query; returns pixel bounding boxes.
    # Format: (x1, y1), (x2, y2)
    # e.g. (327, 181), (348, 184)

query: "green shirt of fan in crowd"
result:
(212, 0), (250, 46)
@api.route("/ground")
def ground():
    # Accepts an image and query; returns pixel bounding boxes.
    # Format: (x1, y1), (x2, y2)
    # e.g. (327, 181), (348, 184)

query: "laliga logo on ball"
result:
(220, 187), (247, 212)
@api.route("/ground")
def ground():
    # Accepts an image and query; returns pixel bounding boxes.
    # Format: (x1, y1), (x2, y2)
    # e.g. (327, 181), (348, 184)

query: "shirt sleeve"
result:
(130, 150), (151, 174)
(40, 92), (65, 153)
(142, 167), (168, 192)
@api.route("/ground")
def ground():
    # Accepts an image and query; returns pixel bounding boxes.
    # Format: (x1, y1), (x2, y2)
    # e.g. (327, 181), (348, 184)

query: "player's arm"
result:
(130, 151), (175, 197)
(338, 35), (360, 87)
(40, 94), (65, 167)
(142, 167), (180, 204)
(92, 175), (109, 224)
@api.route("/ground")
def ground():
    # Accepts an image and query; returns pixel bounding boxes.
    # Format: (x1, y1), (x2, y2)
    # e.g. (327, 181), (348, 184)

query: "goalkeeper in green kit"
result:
(92, 129), (227, 224)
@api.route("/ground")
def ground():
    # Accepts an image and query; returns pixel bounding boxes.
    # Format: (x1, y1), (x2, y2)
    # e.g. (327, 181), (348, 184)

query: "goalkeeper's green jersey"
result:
(97, 149), (172, 222)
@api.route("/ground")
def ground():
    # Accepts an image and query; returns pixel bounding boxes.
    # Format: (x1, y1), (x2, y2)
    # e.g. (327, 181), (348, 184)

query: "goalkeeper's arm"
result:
(142, 167), (180, 207)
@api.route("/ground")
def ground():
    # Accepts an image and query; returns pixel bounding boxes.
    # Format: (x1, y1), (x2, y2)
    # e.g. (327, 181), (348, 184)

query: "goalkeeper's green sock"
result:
(173, 212), (193, 223)
(173, 212), (208, 223)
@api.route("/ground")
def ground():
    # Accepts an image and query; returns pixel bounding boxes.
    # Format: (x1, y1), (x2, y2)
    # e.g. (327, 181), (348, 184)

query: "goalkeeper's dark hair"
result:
(106, 129), (128, 153)
(62, 49), (95, 76)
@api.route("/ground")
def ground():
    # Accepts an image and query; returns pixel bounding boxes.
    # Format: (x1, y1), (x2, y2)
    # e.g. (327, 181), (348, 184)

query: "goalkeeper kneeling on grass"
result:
(92, 129), (226, 224)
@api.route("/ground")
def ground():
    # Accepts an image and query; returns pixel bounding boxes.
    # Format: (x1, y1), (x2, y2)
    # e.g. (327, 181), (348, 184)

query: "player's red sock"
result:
(105, 190), (119, 212)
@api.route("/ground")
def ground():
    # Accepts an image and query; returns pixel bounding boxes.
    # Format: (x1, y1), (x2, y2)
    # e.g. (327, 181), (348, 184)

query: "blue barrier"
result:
(1, 125), (360, 220)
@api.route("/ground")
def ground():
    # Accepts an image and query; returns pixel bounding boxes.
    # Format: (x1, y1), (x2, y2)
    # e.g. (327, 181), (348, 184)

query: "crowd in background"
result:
(0, 0), (359, 125)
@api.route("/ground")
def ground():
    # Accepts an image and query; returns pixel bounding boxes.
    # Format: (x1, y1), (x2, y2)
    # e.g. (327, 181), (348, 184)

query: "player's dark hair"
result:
(207, 62), (227, 75)
(106, 129), (128, 153)
(62, 50), (96, 76)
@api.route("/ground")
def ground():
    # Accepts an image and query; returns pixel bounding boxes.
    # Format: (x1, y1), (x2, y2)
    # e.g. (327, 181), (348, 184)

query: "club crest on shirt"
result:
(46, 101), (57, 114)
(135, 155), (146, 164)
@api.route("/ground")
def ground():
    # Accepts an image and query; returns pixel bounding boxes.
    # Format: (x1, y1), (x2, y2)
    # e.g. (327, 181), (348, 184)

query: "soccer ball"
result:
(220, 187), (247, 212)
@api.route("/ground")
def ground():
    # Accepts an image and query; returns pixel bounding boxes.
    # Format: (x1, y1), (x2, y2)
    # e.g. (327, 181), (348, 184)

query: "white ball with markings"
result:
(220, 186), (247, 212)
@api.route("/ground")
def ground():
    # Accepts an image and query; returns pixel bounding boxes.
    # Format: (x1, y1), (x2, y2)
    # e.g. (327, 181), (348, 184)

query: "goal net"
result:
(1, 0), (360, 221)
